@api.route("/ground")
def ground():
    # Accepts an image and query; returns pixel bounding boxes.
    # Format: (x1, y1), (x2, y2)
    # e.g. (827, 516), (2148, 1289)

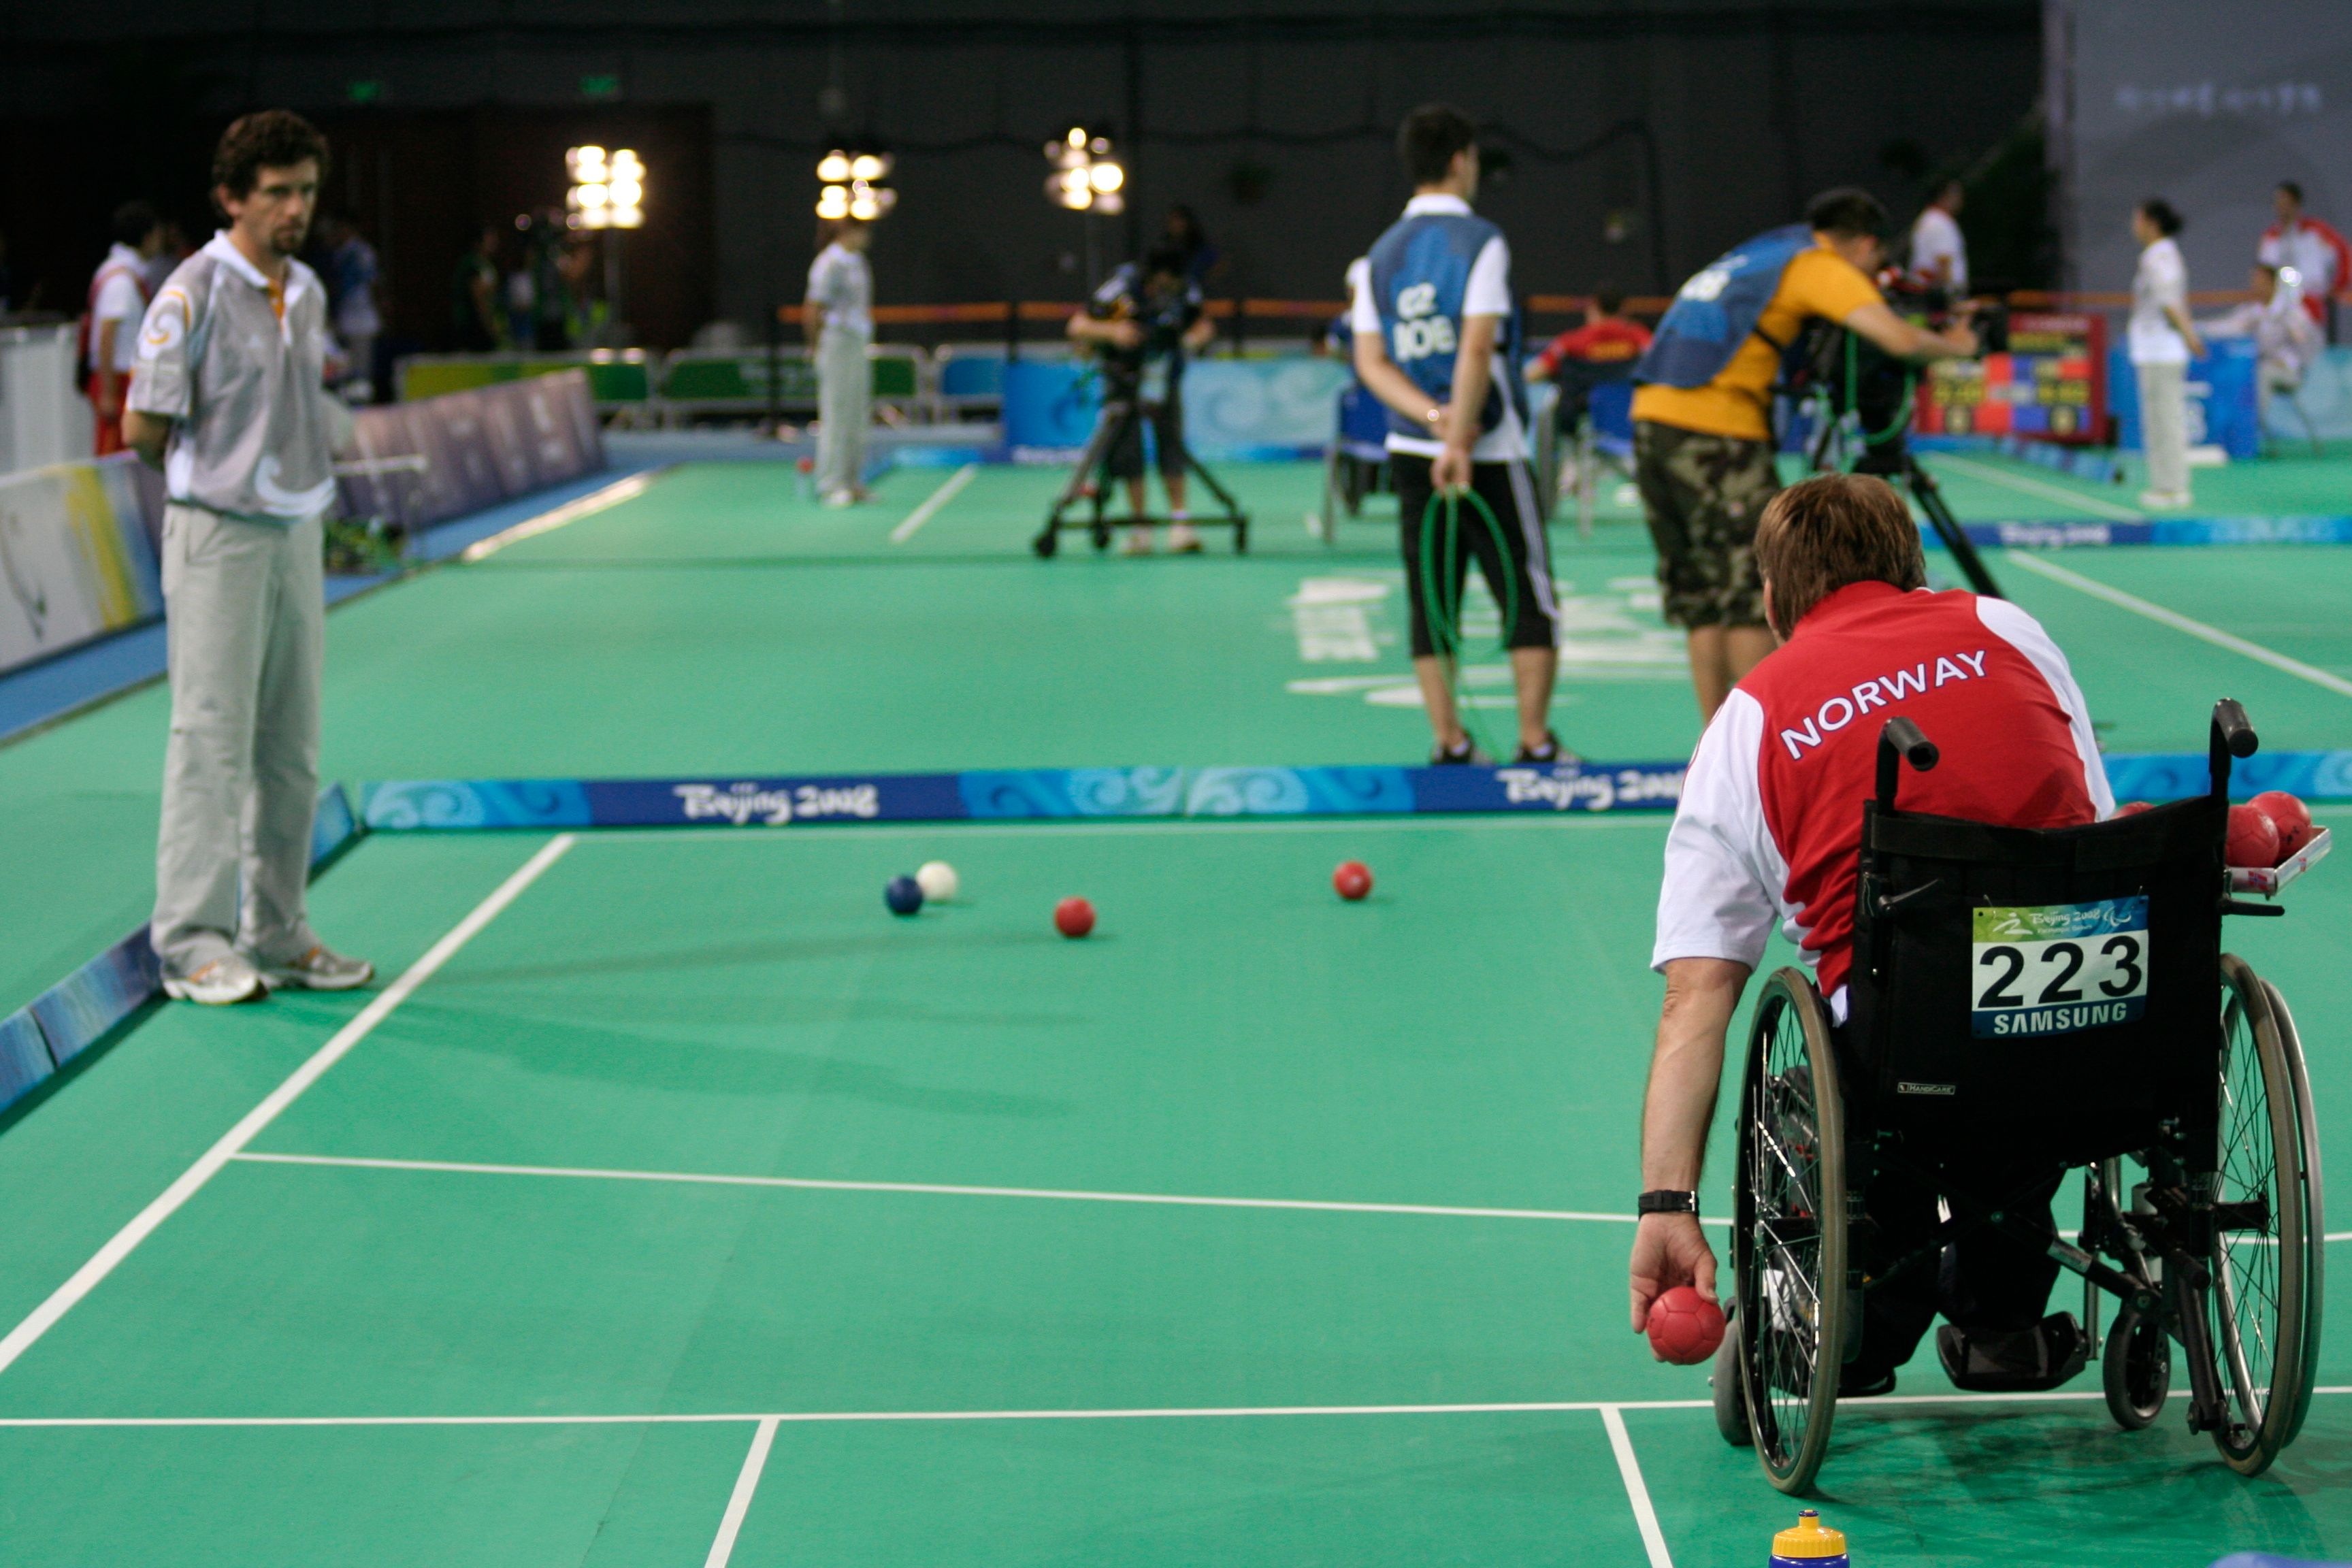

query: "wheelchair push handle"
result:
(1876, 717), (1940, 809)
(2208, 699), (2259, 800)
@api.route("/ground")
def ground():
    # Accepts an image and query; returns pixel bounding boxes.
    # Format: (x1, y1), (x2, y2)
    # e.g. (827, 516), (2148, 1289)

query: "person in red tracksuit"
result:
(1629, 472), (2115, 1393)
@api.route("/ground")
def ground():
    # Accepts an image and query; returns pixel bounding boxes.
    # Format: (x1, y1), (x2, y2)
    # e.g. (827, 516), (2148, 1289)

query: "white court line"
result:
(1601, 1405), (1676, 1568)
(2005, 553), (2352, 700)
(229, 1150), (1733, 1229)
(11, 1387), (2351, 1428)
(0, 835), (576, 1382)
(704, 1416), (779, 1568)
(1925, 454), (2146, 523)
(890, 461), (978, 543)
(459, 473), (660, 562)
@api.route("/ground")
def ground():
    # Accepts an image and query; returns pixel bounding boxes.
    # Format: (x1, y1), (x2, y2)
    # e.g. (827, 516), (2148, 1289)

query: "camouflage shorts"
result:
(1633, 420), (1775, 629)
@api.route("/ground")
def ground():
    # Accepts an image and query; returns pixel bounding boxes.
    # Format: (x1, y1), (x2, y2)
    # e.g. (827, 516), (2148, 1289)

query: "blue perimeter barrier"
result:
(359, 750), (2352, 834)
(0, 783), (364, 1119)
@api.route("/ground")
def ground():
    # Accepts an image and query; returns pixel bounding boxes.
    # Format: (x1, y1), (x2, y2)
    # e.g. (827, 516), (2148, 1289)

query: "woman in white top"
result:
(2127, 199), (2205, 510)
(806, 219), (875, 506)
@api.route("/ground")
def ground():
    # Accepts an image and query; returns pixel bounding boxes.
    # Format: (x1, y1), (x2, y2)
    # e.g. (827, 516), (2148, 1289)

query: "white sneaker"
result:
(253, 944), (376, 992)
(2137, 489), (2192, 510)
(161, 953), (270, 1006)
(1122, 526), (1154, 555)
(1167, 523), (1203, 553)
(821, 489), (857, 508)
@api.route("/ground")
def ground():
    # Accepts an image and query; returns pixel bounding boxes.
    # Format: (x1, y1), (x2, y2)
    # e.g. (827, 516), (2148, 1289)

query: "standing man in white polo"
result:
(122, 110), (373, 1005)
(805, 218), (875, 506)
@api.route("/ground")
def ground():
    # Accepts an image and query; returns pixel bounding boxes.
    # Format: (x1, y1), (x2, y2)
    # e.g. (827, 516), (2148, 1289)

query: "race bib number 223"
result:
(1970, 896), (2149, 1039)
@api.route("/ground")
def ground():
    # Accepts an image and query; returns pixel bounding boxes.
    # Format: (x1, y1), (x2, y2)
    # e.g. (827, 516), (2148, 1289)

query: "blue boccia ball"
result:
(885, 875), (925, 916)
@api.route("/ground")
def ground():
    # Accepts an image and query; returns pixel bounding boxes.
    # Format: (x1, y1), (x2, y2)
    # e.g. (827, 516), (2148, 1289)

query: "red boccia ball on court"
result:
(2226, 804), (2281, 869)
(1646, 1286), (1726, 1365)
(1054, 896), (1096, 938)
(2249, 790), (2314, 862)
(1333, 860), (1373, 901)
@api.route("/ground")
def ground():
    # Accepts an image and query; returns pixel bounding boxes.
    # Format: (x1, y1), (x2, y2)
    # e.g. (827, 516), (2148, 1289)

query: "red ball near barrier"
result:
(1333, 861), (1373, 900)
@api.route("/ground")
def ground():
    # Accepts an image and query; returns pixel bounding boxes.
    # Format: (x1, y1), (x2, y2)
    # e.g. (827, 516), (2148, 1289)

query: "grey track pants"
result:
(150, 506), (324, 976)
(815, 327), (871, 497)
(2135, 359), (2190, 497)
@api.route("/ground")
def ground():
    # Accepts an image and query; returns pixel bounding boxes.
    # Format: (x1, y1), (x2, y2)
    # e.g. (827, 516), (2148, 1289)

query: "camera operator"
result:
(1066, 244), (1215, 554)
(1631, 188), (1978, 721)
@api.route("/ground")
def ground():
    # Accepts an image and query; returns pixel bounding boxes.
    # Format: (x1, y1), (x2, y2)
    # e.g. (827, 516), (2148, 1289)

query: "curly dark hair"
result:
(212, 110), (330, 205)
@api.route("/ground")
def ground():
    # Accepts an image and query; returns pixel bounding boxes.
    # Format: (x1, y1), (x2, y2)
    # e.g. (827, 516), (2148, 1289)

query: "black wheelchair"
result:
(1716, 700), (2325, 1492)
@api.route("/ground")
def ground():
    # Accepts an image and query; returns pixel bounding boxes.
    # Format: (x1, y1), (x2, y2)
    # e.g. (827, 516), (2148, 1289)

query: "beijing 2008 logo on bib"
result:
(1970, 897), (2149, 1038)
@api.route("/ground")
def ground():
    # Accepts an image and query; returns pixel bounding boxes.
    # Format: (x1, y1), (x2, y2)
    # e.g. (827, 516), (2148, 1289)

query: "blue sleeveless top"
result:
(1365, 210), (1524, 444)
(1635, 224), (1815, 390)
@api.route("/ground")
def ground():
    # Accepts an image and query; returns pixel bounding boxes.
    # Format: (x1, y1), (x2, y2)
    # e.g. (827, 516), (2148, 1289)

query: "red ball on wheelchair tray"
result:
(2227, 804), (2281, 869)
(1646, 1286), (1727, 1365)
(2249, 791), (2315, 861)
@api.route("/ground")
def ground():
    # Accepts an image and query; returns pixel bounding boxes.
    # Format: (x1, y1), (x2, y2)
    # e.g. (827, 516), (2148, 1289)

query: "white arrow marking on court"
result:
(2006, 553), (2352, 699)
(0, 834), (576, 1380)
(891, 462), (977, 543)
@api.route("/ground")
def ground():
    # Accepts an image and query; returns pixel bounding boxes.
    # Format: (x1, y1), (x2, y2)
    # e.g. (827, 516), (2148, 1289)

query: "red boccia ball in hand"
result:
(2227, 804), (2281, 869)
(1646, 1286), (1727, 1365)
(1333, 861), (1373, 901)
(1054, 897), (1096, 938)
(2249, 791), (2314, 862)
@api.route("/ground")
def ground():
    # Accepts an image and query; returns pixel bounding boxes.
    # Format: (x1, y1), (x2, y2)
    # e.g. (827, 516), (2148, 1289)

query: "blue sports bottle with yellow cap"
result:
(1770, 1508), (1849, 1568)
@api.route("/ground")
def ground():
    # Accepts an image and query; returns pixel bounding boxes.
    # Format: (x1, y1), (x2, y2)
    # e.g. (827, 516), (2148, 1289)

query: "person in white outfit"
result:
(805, 220), (875, 506)
(121, 111), (374, 1005)
(2127, 200), (2204, 511)
(2200, 263), (2323, 453)
(1908, 180), (1968, 296)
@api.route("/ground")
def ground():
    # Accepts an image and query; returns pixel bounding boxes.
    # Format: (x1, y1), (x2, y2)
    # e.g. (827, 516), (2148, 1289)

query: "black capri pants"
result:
(1100, 376), (1187, 483)
(1391, 451), (1559, 660)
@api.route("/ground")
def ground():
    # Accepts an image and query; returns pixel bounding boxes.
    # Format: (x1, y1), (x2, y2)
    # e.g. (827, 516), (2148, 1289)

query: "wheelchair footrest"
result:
(1936, 1312), (2089, 1392)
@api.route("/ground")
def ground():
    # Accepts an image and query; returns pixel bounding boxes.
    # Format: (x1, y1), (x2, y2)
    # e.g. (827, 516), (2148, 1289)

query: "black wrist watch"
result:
(1637, 1189), (1699, 1218)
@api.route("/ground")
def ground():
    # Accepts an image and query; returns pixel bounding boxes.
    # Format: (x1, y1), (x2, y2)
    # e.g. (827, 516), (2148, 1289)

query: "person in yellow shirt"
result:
(1631, 189), (1978, 719)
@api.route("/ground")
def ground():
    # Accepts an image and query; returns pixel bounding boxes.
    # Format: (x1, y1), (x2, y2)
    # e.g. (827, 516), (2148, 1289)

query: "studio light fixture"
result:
(816, 146), (898, 220)
(567, 146), (645, 229)
(1043, 127), (1124, 214)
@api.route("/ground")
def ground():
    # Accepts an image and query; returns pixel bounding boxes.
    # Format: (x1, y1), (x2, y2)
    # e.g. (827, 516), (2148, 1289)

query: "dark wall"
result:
(1, 3), (2043, 344)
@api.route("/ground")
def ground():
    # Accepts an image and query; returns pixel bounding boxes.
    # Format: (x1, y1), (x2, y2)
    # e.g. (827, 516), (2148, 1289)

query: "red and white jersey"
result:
(2258, 217), (2351, 325)
(1653, 582), (2112, 1009)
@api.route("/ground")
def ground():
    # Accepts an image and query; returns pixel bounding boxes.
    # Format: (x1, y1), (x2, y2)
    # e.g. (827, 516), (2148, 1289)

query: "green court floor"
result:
(5, 455), (2352, 1564)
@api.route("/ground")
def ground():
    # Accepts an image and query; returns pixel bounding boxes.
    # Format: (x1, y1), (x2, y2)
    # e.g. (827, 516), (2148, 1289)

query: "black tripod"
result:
(1031, 395), (1250, 557)
(1800, 374), (2003, 599)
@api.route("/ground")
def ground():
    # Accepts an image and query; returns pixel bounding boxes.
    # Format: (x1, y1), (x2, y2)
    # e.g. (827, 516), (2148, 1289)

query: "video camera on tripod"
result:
(1780, 278), (2008, 596)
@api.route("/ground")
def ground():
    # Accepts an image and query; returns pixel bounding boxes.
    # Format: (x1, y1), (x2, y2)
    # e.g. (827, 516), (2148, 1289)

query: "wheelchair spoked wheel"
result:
(1733, 968), (1849, 1494)
(2204, 956), (2321, 1476)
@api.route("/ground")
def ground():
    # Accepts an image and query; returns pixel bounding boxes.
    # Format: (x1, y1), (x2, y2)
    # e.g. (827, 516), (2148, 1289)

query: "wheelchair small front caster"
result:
(2102, 1295), (2171, 1431)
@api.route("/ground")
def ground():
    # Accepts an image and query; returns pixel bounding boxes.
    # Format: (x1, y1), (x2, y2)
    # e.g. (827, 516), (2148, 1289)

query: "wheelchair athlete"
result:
(1629, 472), (2114, 1394)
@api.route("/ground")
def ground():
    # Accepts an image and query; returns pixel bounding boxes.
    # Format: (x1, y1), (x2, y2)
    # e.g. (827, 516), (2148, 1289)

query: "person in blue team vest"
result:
(1351, 104), (1564, 765)
(1631, 189), (1978, 721)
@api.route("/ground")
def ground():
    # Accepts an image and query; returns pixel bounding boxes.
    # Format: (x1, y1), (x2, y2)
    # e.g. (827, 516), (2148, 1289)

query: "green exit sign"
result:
(579, 74), (621, 100)
(346, 80), (385, 103)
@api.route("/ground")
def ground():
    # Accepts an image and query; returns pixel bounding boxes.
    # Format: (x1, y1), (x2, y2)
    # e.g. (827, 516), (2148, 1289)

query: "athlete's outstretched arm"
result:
(1842, 301), (1976, 363)
(1629, 956), (1748, 1331)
